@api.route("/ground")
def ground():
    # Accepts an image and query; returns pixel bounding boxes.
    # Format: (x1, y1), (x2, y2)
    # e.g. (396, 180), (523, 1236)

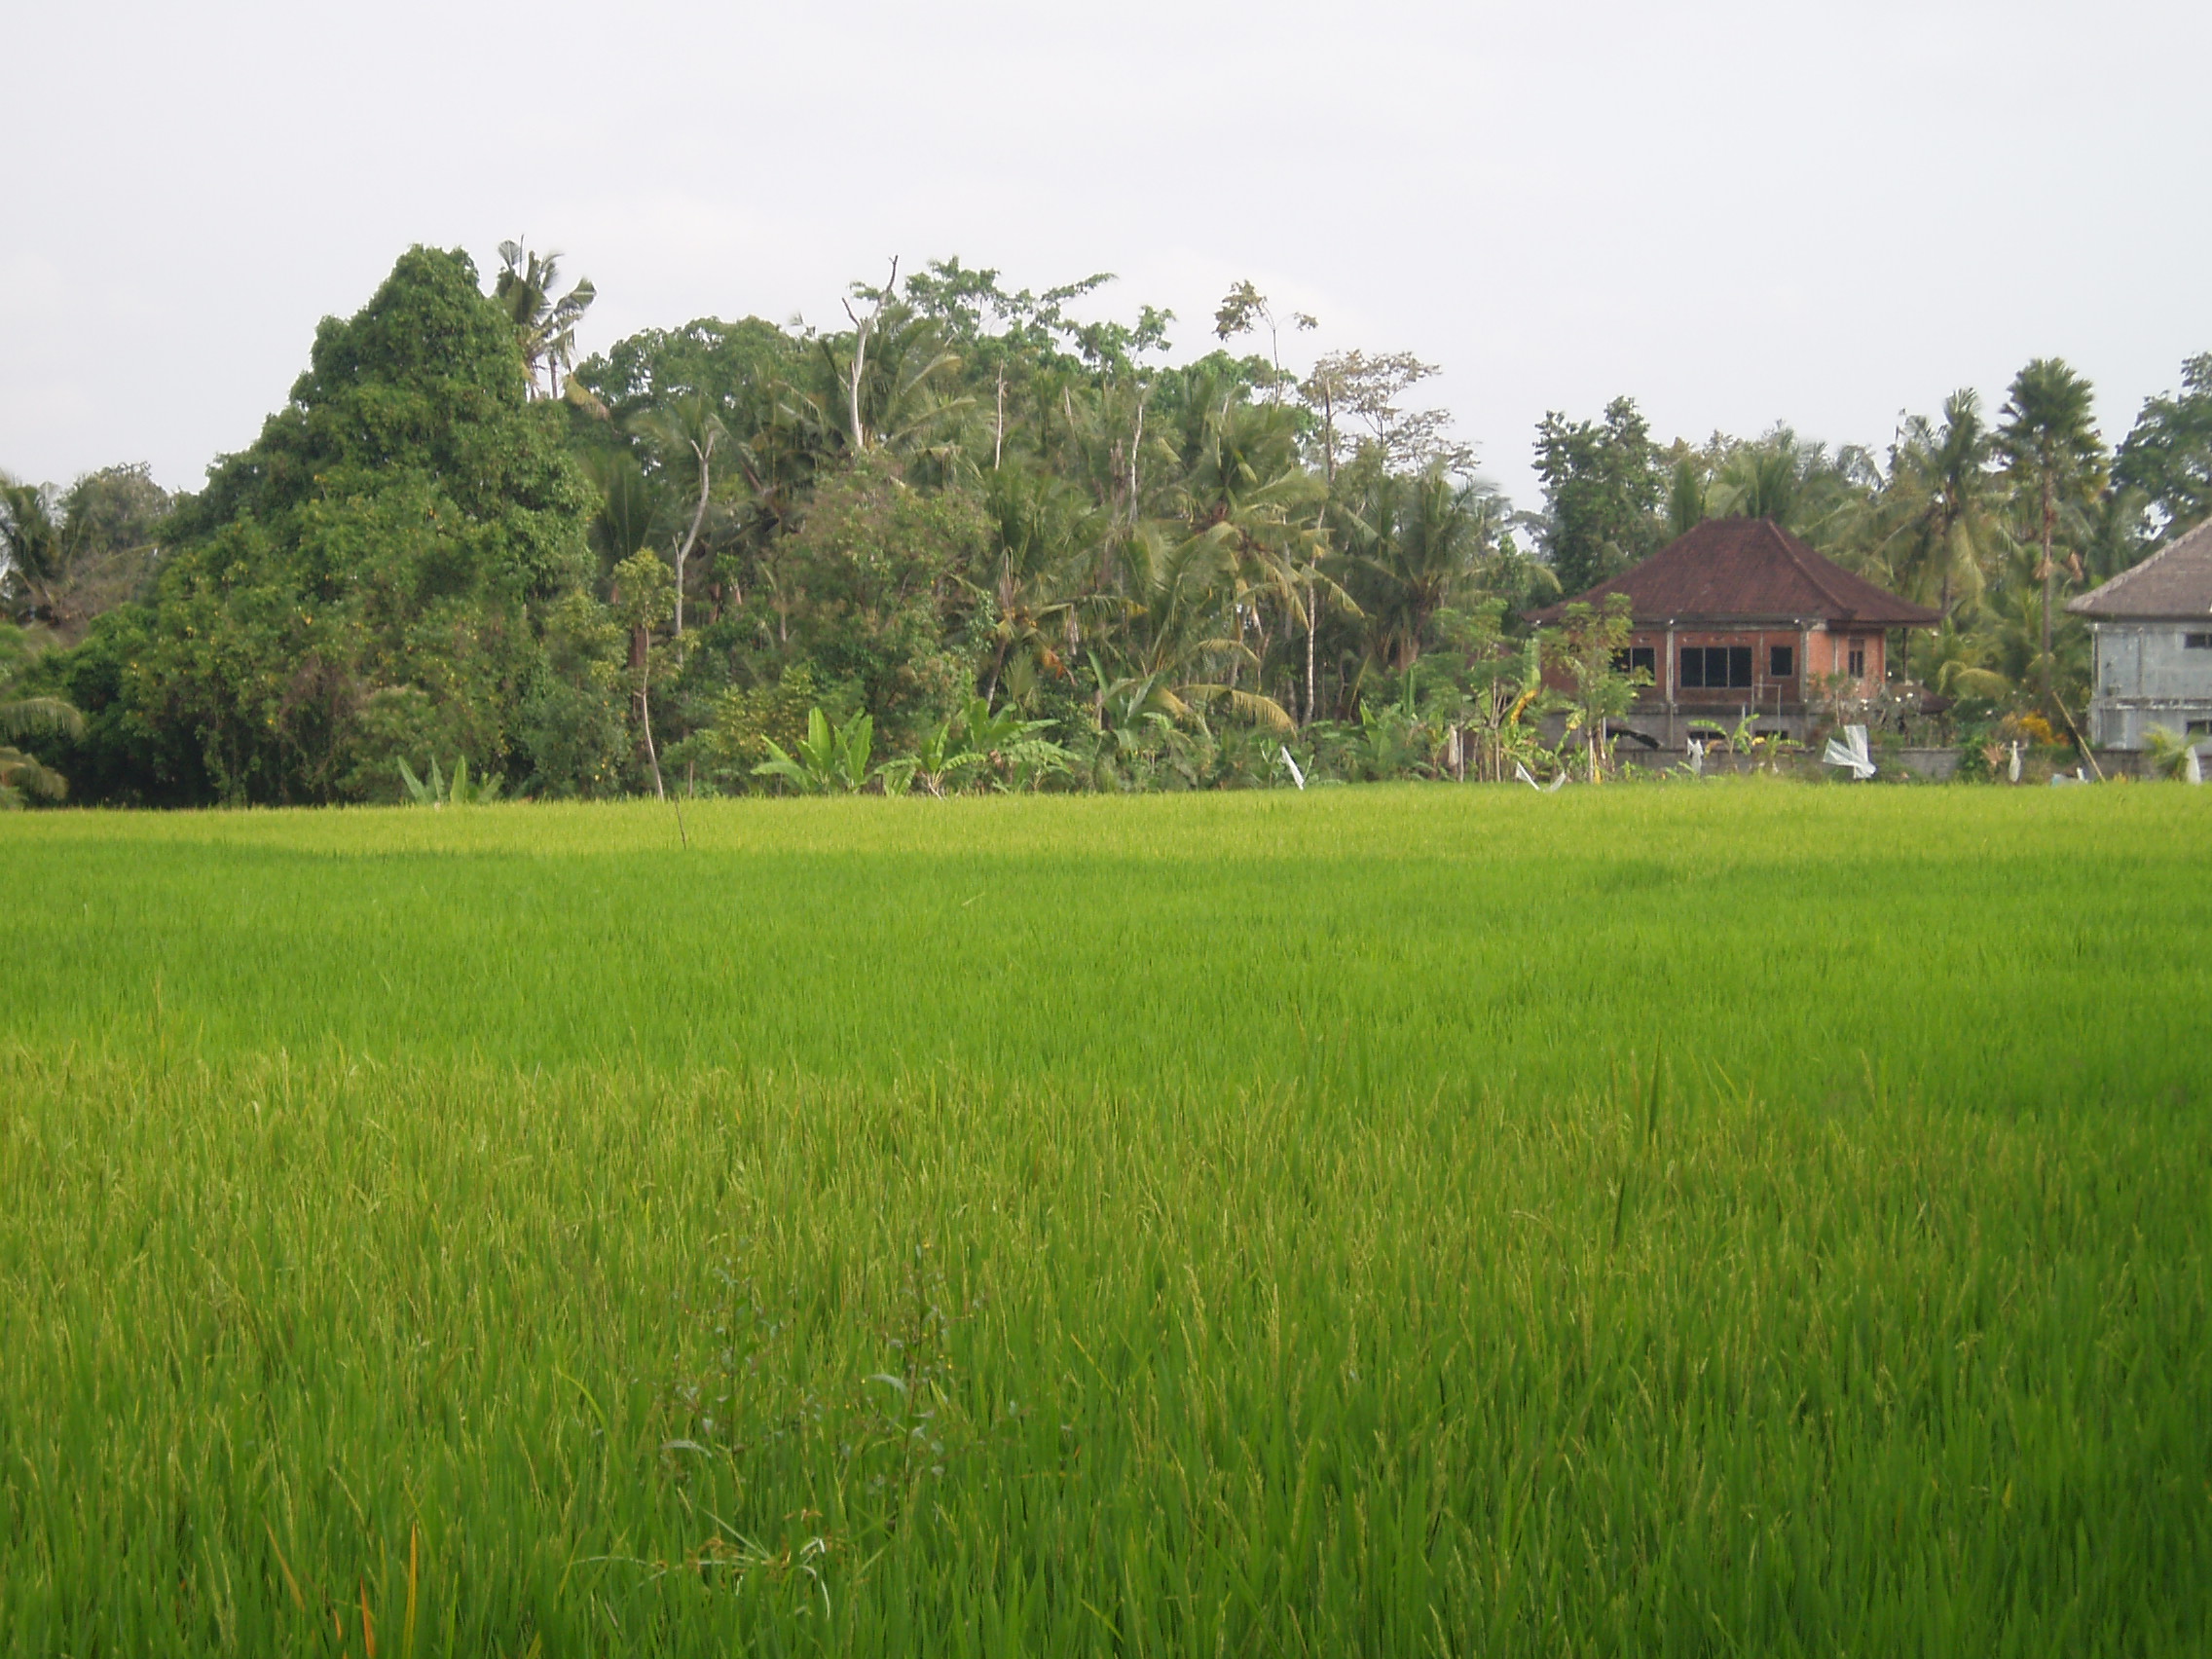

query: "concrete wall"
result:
(2086, 622), (2212, 749)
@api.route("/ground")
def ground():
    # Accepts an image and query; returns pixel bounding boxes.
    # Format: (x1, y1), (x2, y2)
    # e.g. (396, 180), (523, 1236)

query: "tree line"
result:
(3, 241), (2205, 805)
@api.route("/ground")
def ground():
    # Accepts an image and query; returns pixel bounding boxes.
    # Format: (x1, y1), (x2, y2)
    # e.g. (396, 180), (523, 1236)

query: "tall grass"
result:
(2, 784), (2207, 1653)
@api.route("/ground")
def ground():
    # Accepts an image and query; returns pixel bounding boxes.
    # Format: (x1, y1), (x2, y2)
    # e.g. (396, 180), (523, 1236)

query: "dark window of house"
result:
(1611, 645), (1655, 680)
(1847, 639), (1866, 677)
(1769, 644), (1794, 679)
(2184, 633), (2212, 650)
(2190, 719), (2212, 736)
(1679, 645), (1752, 689)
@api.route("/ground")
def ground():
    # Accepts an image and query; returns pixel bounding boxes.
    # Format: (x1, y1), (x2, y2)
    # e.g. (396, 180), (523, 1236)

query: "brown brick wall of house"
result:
(1586, 626), (1886, 712)
(1542, 621), (1892, 742)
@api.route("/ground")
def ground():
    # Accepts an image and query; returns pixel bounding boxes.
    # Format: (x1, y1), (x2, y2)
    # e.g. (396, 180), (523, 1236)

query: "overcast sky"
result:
(7, 0), (2207, 508)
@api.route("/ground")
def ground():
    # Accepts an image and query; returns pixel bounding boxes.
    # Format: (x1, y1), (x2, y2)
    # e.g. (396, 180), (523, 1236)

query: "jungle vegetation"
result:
(4, 242), (2207, 804)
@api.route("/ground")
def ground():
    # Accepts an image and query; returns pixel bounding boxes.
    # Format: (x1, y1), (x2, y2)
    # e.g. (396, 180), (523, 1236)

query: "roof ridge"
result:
(1525, 514), (1938, 626)
(2077, 517), (2209, 606)
(1763, 518), (1856, 612)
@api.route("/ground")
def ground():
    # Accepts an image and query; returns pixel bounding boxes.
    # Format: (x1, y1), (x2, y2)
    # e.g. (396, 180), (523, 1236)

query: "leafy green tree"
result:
(701, 663), (821, 792)
(2114, 353), (2212, 539)
(108, 245), (595, 802)
(2142, 723), (2203, 781)
(1996, 359), (2107, 710)
(610, 549), (679, 797)
(396, 753), (505, 805)
(974, 461), (1098, 704)
(779, 458), (987, 749)
(517, 591), (631, 796)
(1533, 398), (1662, 597)
(1545, 595), (1641, 781)
(1211, 279), (1316, 402)
(629, 394), (726, 634)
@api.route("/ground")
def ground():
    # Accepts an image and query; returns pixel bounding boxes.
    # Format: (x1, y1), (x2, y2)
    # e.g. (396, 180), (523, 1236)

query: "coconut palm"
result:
(1908, 621), (2009, 704)
(1882, 390), (2007, 623)
(495, 241), (597, 398)
(0, 694), (82, 807)
(806, 292), (977, 473)
(1710, 445), (1800, 525)
(1112, 523), (1293, 732)
(1996, 359), (2107, 708)
(975, 462), (1099, 704)
(1338, 461), (1501, 672)
(1667, 457), (1709, 538)
(0, 477), (63, 624)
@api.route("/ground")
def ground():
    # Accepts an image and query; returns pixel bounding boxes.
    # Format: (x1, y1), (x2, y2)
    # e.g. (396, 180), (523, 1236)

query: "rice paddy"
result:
(3, 784), (2208, 1654)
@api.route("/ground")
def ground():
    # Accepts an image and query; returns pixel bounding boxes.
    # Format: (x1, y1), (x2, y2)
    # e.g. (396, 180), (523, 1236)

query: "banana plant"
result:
(906, 716), (989, 798)
(755, 708), (888, 793)
(396, 756), (504, 807)
(955, 695), (1070, 792)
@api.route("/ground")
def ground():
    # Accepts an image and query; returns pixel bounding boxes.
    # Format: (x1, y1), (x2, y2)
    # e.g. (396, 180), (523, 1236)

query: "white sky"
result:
(6, 0), (2208, 510)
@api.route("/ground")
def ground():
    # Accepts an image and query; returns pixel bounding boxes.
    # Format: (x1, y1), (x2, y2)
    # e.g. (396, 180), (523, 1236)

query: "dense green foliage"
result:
(9, 248), (597, 803)
(5, 245), (2210, 805)
(1, 788), (2207, 1653)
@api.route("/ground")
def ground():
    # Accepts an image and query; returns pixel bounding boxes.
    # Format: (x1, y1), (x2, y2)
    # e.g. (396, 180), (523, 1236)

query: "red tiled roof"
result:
(1529, 518), (1940, 627)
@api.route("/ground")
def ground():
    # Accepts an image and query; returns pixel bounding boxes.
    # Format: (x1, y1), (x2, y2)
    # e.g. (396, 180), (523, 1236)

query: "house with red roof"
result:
(1530, 517), (1940, 748)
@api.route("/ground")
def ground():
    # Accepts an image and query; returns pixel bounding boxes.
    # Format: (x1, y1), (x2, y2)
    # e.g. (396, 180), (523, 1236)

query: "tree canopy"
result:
(4, 243), (2202, 802)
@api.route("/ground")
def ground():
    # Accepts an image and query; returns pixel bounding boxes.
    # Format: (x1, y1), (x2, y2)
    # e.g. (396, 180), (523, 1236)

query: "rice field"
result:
(3, 784), (2208, 1655)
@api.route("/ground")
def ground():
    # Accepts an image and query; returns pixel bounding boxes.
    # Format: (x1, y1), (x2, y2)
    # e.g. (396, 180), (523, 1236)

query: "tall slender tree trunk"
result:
(631, 625), (664, 800)
(672, 439), (712, 636)
(2040, 471), (2056, 706)
(1306, 580), (1319, 728)
(841, 257), (897, 453)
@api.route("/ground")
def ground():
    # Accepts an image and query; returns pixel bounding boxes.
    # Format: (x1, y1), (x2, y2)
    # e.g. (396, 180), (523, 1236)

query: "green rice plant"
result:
(0, 786), (2207, 1654)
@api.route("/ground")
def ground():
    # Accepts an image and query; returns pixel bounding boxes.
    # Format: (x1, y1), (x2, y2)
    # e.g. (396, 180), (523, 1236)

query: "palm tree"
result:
(1883, 390), (2006, 622)
(1161, 376), (1323, 716)
(494, 241), (597, 398)
(0, 477), (63, 624)
(1907, 621), (2009, 704)
(577, 448), (659, 571)
(1996, 359), (2107, 709)
(1667, 457), (1709, 538)
(1710, 445), (1799, 525)
(975, 462), (1099, 704)
(1339, 462), (1498, 672)
(1111, 523), (1293, 733)
(807, 285), (977, 471)
(0, 694), (82, 808)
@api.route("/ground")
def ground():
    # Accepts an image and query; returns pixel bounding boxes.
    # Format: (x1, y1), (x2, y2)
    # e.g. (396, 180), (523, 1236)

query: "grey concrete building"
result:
(2067, 518), (2212, 752)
